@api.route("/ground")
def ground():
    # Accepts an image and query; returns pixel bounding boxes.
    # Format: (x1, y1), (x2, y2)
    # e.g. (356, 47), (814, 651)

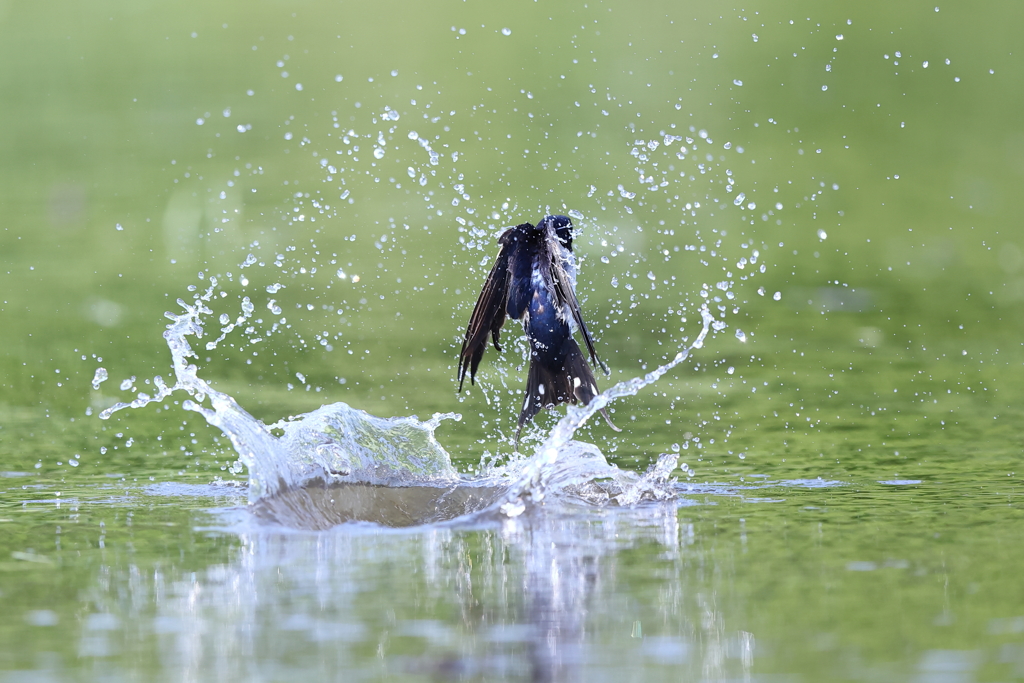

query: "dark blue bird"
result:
(458, 215), (619, 446)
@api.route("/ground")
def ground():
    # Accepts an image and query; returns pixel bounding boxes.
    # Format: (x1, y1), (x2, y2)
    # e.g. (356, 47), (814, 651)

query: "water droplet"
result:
(773, 291), (782, 301)
(196, 118), (204, 125)
(818, 229), (828, 240)
(836, 34), (844, 40)
(91, 368), (108, 390)
(336, 269), (347, 280)
(733, 192), (746, 206)
(735, 329), (747, 342)
(500, 498), (525, 517)
(822, 85), (828, 91)
(501, 27), (512, 36)
(733, 79), (743, 86)
(373, 147), (385, 159)
(757, 287), (765, 296)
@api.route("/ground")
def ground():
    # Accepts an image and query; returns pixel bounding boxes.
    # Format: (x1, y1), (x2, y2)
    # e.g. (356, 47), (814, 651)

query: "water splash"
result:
(100, 300), (461, 503)
(491, 305), (716, 516)
(100, 294), (716, 527)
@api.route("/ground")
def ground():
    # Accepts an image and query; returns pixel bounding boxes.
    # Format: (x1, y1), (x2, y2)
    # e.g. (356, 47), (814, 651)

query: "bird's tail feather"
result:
(514, 339), (620, 448)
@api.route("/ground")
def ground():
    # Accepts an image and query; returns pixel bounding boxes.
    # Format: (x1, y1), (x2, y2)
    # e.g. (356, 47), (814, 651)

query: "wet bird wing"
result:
(544, 231), (610, 375)
(457, 229), (515, 390)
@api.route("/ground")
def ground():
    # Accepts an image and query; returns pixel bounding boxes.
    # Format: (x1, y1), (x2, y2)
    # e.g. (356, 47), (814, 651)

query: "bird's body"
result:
(458, 215), (618, 446)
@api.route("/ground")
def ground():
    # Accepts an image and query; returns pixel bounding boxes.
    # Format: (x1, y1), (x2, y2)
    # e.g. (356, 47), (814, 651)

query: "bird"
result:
(457, 214), (619, 447)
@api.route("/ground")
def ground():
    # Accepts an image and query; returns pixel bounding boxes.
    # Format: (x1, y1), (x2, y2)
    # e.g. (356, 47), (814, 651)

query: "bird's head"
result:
(540, 214), (574, 251)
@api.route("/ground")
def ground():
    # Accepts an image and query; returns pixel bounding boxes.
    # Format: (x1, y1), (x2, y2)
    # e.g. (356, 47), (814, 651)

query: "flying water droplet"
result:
(91, 368), (108, 390)
(773, 291), (782, 301)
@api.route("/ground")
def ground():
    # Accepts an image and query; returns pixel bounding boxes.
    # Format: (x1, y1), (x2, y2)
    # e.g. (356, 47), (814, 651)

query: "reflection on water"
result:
(4, 473), (1022, 683)
(68, 502), (758, 683)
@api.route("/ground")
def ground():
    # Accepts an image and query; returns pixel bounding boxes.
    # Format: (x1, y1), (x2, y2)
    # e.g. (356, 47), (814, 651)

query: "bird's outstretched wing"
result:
(545, 232), (610, 375)
(458, 232), (515, 390)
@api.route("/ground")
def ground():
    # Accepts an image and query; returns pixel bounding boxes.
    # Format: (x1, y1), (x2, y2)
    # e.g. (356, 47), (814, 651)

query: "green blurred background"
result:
(2, 0), (1021, 469)
(3, 0), (1024, 680)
